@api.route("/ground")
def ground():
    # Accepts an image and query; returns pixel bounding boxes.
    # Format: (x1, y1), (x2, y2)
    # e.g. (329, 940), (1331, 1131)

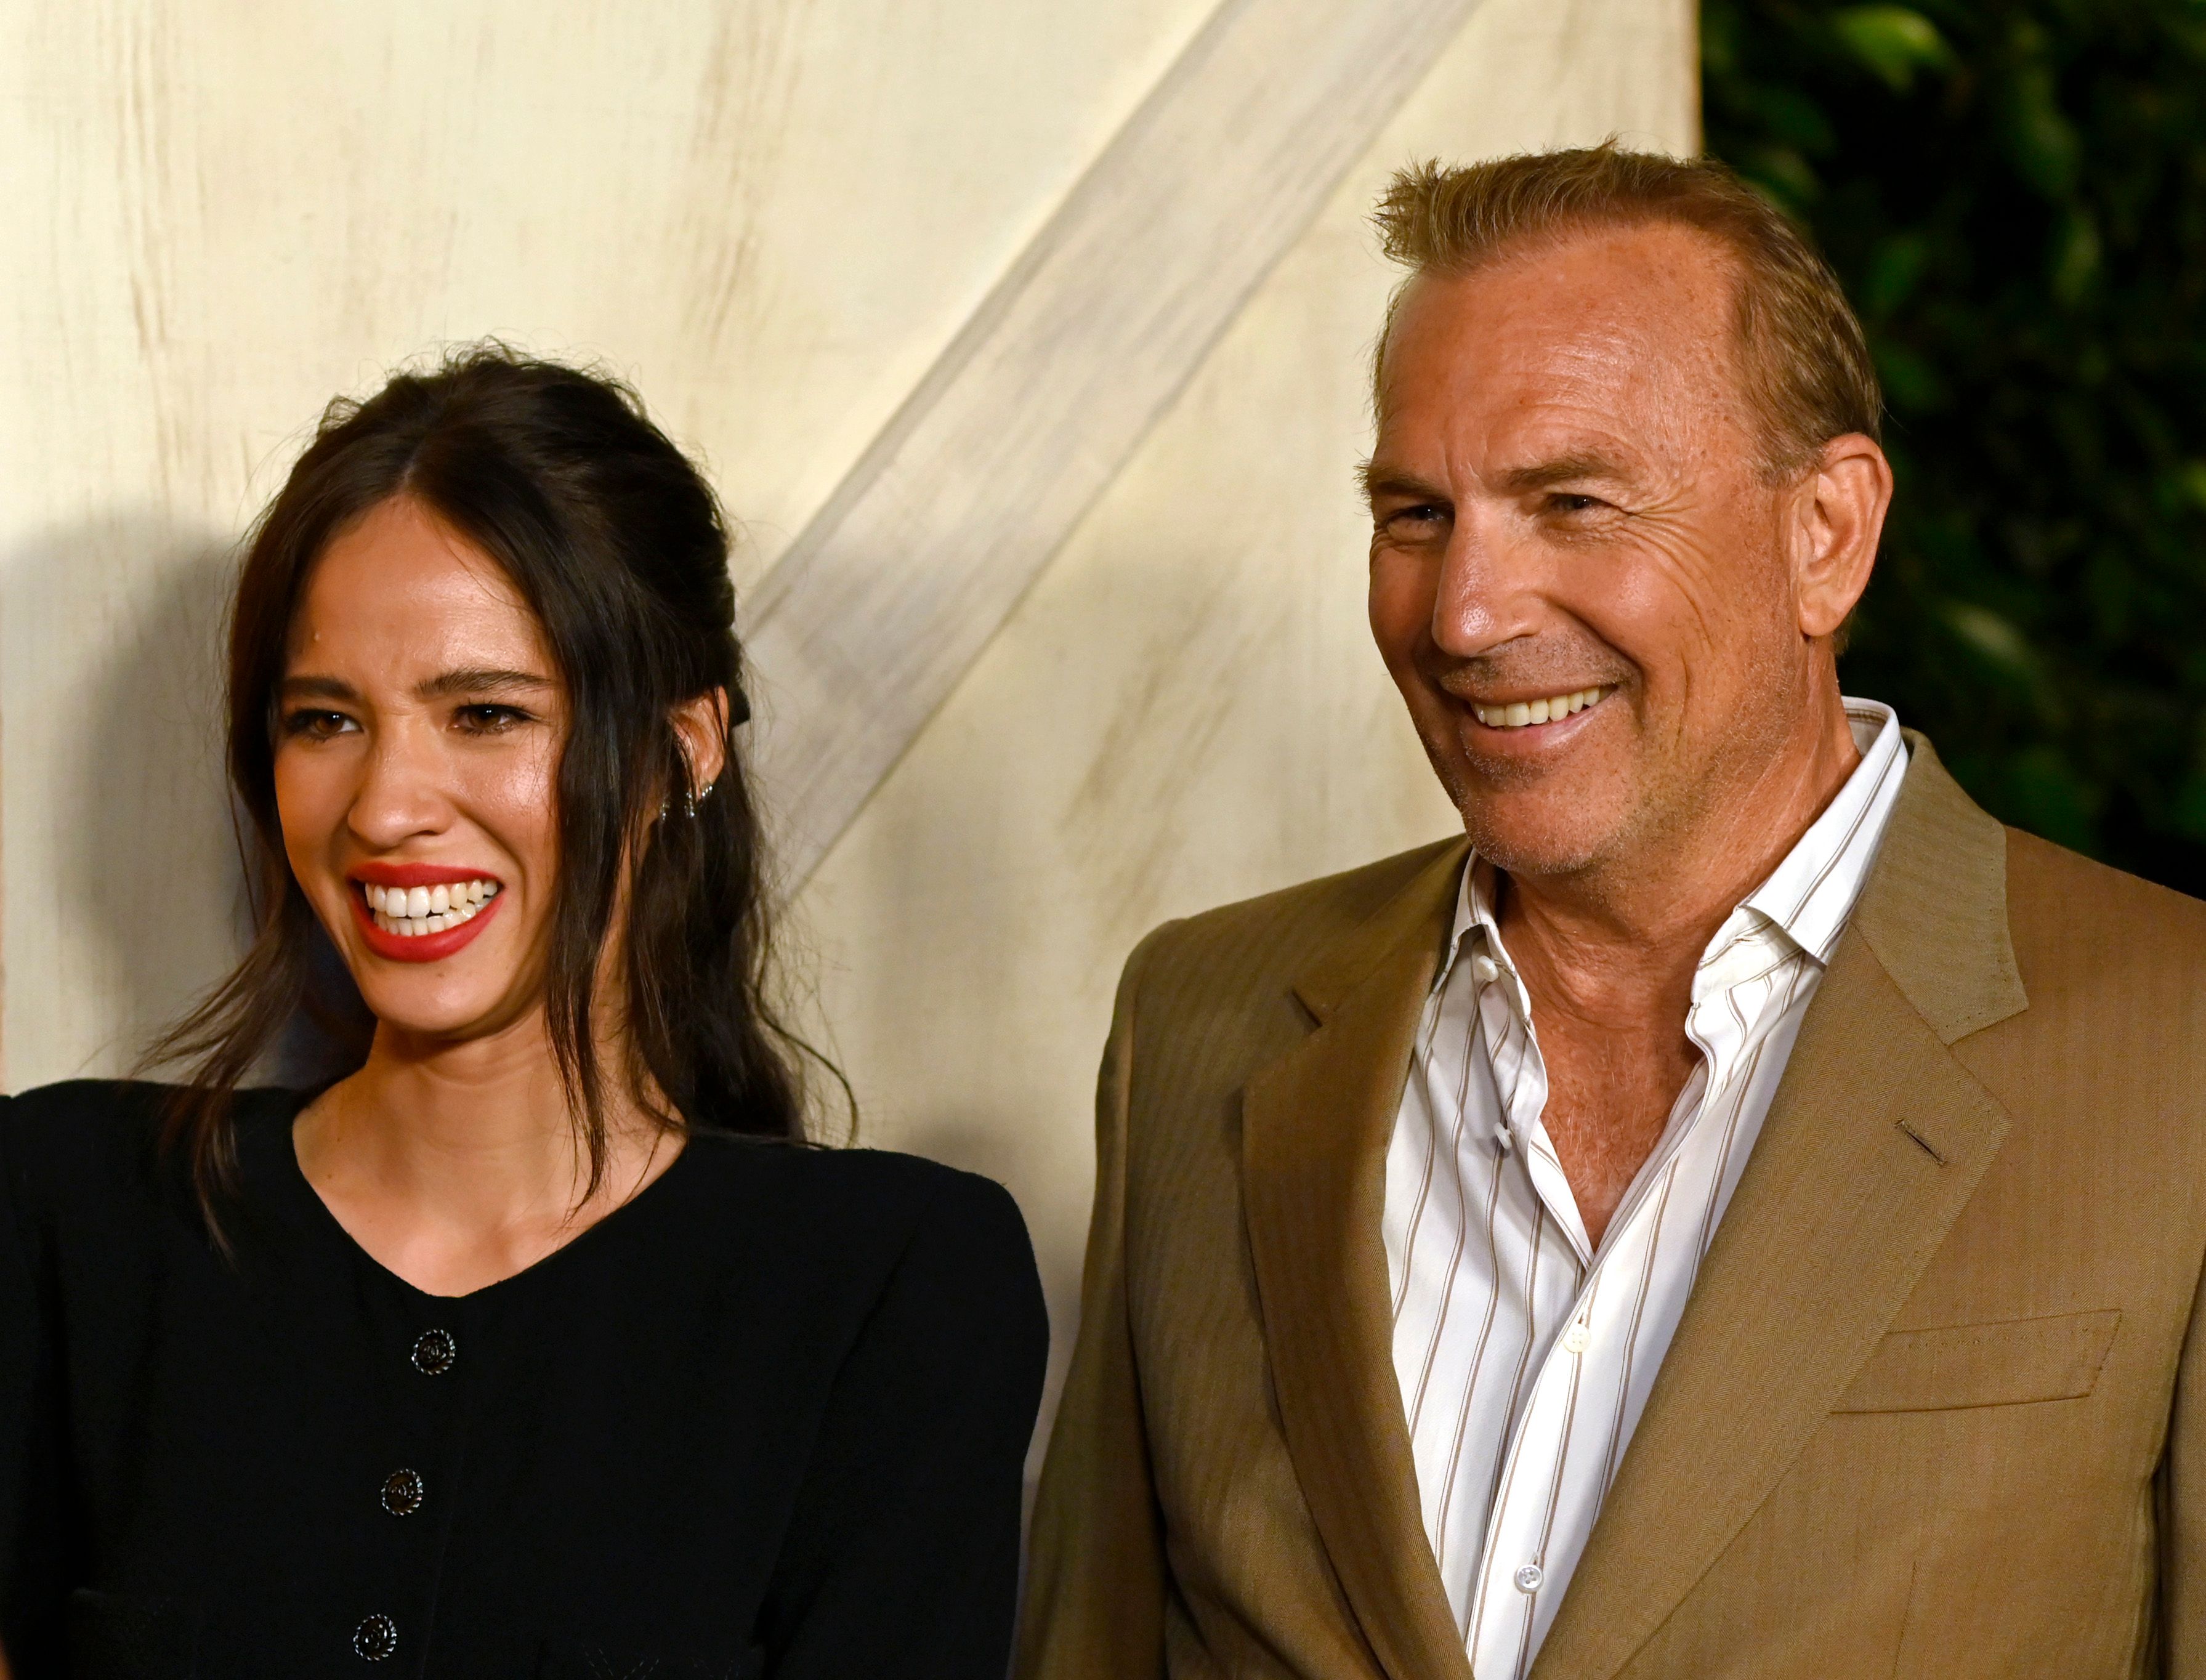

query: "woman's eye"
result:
(281, 709), (357, 740)
(456, 704), (530, 734)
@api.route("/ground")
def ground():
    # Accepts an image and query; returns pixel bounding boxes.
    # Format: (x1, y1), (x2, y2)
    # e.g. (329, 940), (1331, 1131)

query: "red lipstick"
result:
(351, 862), (501, 889)
(346, 864), (507, 965)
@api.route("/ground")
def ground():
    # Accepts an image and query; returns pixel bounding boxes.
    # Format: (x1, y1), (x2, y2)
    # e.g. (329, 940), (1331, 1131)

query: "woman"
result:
(0, 349), (1048, 1677)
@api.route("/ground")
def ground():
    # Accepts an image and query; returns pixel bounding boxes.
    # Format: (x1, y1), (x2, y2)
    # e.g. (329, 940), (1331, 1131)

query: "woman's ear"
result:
(671, 687), (731, 801)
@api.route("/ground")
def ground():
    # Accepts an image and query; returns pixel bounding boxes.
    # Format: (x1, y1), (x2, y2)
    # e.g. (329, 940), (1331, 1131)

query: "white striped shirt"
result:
(1382, 700), (1909, 1677)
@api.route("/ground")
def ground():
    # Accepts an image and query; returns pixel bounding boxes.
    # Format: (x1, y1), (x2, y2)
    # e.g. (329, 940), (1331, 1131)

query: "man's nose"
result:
(347, 727), (452, 848)
(1430, 508), (1545, 660)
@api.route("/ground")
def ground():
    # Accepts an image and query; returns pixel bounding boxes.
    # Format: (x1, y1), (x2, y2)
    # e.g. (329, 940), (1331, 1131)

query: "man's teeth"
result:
(1473, 685), (1612, 729)
(363, 879), (500, 937)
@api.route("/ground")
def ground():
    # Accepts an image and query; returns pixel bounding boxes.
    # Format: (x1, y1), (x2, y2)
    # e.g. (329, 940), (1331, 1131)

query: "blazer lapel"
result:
(1243, 839), (1476, 1680)
(1531, 737), (2029, 1680)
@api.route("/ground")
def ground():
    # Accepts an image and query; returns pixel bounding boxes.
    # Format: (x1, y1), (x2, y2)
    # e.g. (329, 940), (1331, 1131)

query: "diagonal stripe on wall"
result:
(742, 0), (1488, 884)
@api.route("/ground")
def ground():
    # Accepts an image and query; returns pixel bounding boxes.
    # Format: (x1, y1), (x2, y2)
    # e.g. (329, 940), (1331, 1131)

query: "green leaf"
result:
(1750, 84), (1838, 153)
(1997, 745), (2101, 852)
(1832, 6), (1955, 91)
(2170, 774), (2206, 843)
(2050, 209), (2102, 304)
(1861, 233), (1933, 320)
(1873, 341), (1949, 411)
(1735, 142), (1823, 210)
(2179, 462), (2206, 514)
(2001, 61), (2082, 198)
(1940, 600), (2043, 685)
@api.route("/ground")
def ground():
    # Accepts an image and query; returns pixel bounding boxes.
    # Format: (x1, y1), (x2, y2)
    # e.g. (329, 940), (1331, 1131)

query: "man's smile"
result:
(1465, 684), (1616, 730)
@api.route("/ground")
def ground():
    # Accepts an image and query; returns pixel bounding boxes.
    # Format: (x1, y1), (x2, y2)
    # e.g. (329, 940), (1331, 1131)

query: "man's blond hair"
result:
(1372, 142), (1881, 479)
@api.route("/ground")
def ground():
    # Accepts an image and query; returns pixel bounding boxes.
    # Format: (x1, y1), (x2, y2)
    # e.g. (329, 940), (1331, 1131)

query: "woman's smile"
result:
(347, 862), (507, 963)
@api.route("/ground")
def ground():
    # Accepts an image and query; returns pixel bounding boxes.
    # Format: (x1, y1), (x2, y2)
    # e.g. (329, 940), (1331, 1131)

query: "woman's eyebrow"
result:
(416, 667), (556, 700)
(277, 674), (358, 703)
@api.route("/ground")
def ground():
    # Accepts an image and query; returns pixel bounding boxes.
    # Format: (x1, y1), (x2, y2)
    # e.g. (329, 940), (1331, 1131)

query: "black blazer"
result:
(0, 1081), (1048, 1678)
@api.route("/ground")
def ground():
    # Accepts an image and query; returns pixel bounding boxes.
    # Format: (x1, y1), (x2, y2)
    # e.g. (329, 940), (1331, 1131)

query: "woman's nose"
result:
(346, 727), (453, 847)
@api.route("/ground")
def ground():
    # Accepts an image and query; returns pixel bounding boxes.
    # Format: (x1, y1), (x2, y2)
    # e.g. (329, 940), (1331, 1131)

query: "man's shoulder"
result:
(1129, 835), (1465, 1000)
(2004, 826), (2206, 975)
(1995, 829), (2206, 1072)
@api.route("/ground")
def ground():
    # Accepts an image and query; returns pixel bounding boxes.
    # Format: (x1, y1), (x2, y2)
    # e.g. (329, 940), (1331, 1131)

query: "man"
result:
(1018, 145), (2206, 1678)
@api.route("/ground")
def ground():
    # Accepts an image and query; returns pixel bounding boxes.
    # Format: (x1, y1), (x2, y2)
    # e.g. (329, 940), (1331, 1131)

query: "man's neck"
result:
(1488, 691), (1866, 1245)
(1498, 693), (1864, 991)
(1500, 687), (1862, 1027)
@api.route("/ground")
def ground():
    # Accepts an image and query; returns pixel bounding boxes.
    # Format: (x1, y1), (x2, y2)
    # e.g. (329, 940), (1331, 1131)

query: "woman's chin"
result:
(347, 978), (535, 1052)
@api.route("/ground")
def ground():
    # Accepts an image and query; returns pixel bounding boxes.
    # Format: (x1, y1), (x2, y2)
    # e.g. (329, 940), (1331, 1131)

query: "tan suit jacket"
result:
(1019, 737), (2206, 1678)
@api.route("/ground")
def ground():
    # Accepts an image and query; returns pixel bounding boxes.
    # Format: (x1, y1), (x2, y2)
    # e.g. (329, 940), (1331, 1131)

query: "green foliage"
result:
(1703, 0), (2206, 891)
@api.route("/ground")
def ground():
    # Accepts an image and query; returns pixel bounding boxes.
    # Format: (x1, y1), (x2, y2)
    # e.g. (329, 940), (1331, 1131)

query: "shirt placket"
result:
(1463, 940), (1762, 1678)
(1471, 943), (1580, 1256)
(1459, 942), (1578, 1673)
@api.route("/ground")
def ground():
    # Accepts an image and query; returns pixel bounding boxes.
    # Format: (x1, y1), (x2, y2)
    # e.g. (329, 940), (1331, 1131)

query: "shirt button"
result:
(352, 1613), (399, 1661)
(1514, 1562), (1545, 1593)
(1562, 1321), (1591, 1355)
(1472, 954), (1500, 985)
(411, 1328), (457, 1375)
(379, 1468), (425, 1517)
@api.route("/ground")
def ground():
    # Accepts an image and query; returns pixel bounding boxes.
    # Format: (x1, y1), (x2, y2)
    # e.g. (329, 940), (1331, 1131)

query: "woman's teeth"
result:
(363, 879), (500, 937)
(1473, 685), (1613, 729)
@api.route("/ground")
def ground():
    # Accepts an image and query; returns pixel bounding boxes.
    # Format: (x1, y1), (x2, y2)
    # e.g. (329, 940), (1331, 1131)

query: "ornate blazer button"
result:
(352, 1613), (399, 1661)
(380, 1468), (426, 1516)
(410, 1328), (457, 1375)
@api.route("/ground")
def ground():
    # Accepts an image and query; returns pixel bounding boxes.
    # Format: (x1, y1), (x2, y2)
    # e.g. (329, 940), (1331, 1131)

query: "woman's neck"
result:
(293, 1009), (679, 1297)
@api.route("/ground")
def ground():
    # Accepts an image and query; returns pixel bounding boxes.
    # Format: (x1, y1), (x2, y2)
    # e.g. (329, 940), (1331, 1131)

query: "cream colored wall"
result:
(0, 0), (1214, 1081)
(0, 0), (1695, 1463)
(798, 0), (1699, 1463)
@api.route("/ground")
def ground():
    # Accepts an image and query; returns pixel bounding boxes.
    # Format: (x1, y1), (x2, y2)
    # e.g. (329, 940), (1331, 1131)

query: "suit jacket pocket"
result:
(1833, 1308), (2121, 1413)
(65, 1589), (200, 1680)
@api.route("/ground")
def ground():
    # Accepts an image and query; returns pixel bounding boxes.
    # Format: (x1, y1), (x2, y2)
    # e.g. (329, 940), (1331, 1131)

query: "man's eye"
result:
(281, 709), (356, 740)
(1384, 503), (1449, 533)
(456, 704), (530, 734)
(1547, 493), (1605, 515)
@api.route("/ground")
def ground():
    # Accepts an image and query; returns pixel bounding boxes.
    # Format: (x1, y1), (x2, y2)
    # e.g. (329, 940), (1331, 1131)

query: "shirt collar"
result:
(1437, 697), (1910, 990)
(1740, 698), (1907, 965)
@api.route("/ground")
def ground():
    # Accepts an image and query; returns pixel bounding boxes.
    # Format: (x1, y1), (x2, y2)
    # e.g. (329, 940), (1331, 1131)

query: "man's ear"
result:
(671, 687), (731, 799)
(1792, 432), (1892, 639)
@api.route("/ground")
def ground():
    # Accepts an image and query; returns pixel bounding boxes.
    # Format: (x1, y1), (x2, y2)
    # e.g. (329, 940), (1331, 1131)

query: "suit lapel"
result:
(1243, 840), (1476, 1680)
(1530, 737), (2028, 1680)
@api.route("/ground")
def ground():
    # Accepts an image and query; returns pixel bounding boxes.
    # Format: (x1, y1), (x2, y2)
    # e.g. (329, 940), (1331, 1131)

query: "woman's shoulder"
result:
(1, 1080), (293, 1208)
(3, 1077), (169, 1177)
(679, 1134), (1040, 1291)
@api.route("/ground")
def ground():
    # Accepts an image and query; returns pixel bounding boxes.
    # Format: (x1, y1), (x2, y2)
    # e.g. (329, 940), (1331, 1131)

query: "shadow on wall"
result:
(2, 517), (251, 1083)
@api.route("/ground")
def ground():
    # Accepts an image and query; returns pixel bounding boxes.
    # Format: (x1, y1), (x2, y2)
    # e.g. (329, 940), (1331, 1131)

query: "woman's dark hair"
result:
(152, 344), (823, 1228)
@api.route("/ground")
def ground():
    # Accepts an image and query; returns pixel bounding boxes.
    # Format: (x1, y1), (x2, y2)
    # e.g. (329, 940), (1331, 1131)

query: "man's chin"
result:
(1453, 792), (1630, 883)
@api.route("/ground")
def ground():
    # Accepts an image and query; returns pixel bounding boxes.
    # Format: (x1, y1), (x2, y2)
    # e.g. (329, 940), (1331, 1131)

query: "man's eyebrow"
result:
(1497, 451), (1636, 494)
(417, 667), (556, 701)
(1359, 460), (1452, 504)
